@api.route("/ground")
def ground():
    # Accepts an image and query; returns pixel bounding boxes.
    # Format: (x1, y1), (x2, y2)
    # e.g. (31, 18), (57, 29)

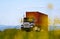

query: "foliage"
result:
(0, 28), (60, 39)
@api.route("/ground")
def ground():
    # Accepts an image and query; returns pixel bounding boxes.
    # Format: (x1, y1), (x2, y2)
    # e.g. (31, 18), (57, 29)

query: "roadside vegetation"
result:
(0, 28), (60, 39)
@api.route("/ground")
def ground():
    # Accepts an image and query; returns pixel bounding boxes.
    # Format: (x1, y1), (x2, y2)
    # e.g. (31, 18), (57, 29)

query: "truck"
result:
(21, 12), (48, 32)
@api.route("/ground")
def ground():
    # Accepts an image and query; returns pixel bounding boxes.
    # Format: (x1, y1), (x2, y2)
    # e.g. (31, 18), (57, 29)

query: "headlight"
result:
(30, 26), (33, 27)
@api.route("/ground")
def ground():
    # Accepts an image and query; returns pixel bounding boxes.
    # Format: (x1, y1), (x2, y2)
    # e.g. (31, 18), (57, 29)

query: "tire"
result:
(25, 28), (31, 32)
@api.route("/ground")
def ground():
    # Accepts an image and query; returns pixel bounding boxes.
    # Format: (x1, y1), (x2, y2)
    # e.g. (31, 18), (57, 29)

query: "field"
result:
(0, 28), (60, 39)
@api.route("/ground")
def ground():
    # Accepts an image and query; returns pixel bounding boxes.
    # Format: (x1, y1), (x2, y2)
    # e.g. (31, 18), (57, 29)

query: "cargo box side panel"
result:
(39, 13), (48, 31)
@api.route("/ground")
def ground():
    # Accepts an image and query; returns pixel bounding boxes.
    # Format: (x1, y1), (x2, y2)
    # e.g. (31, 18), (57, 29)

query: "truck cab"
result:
(21, 18), (34, 32)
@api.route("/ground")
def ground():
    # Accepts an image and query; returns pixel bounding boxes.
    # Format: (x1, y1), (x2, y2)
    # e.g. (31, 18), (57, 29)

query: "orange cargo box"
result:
(26, 12), (48, 31)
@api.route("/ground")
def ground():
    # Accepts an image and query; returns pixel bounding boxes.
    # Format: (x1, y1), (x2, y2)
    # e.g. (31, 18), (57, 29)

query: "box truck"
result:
(21, 12), (48, 32)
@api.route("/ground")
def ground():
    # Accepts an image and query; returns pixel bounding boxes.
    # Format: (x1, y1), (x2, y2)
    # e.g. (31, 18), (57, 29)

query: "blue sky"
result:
(0, 0), (60, 25)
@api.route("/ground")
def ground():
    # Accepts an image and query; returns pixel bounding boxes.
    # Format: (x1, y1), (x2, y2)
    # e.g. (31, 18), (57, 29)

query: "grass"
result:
(0, 28), (60, 39)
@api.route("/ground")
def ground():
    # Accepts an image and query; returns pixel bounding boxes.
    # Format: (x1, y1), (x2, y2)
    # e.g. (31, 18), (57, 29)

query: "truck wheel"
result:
(25, 28), (31, 32)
